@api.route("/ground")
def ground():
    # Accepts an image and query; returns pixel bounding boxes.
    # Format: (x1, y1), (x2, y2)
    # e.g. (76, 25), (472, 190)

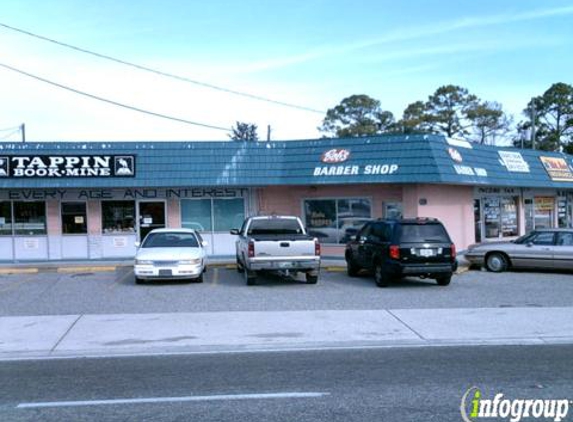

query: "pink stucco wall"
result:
(46, 200), (61, 235)
(166, 199), (181, 228)
(258, 183), (475, 255)
(402, 184), (475, 249)
(87, 200), (102, 235)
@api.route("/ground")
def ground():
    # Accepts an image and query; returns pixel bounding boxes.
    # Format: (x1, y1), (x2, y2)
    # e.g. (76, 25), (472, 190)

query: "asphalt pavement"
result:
(1, 345), (572, 422)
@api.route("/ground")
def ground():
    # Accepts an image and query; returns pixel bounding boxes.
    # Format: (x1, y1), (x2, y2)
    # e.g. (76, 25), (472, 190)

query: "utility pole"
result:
(266, 125), (271, 142)
(530, 104), (536, 150)
(20, 123), (25, 143)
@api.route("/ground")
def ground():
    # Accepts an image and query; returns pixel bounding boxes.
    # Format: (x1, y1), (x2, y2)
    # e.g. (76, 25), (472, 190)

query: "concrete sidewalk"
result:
(1, 307), (572, 360)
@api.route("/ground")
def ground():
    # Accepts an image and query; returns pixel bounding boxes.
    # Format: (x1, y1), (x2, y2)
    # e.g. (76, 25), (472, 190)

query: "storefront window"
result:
(62, 202), (87, 234)
(13, 202), (47, 235)
(102, 201), (135, 234)
(181, 198), (245, 233)
(214, 199), (245, 231)
(384, 202), (403, 219)
(557, 197), (568, 228)
(500, 197), (518, 237)
(0, 202), (13, 236)
(181, 199), (212, 231)
(484, 198), (501, 238)
(534, 197), (554, 229)
(304, 198), (372, 244)
(483, 196), (518, 239)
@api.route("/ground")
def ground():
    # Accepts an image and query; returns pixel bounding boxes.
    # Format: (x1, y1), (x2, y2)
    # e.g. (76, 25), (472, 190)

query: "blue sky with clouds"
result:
(0, 0), (572, 142)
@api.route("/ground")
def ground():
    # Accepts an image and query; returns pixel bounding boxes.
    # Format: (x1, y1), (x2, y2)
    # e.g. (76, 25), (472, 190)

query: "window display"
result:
(483, 196), (518, 238)
(304, 198), (372, 244)
(13, 202), (47, 235)
(102, 201), (135, 234)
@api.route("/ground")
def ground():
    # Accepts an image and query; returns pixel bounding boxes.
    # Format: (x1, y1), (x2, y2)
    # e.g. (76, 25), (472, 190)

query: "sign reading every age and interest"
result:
(0, 155), (136, 178)
(539, 156), (573, 181)
(498, 151), (530, 173)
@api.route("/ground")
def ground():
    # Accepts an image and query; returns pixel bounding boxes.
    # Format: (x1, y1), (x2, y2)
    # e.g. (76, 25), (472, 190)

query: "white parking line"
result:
(17, 392), (329, 408)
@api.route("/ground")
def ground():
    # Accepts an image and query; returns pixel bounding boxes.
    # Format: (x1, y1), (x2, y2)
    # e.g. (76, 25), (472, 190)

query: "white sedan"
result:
(134, 228), (208, 284)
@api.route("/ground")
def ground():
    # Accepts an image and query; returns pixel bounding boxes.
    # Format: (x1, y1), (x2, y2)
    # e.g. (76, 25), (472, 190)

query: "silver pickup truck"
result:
(230, 215), (321, 285)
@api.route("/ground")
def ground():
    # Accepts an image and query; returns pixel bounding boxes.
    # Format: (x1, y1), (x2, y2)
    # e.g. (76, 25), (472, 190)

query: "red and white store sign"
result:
(321, 149), (350, 163)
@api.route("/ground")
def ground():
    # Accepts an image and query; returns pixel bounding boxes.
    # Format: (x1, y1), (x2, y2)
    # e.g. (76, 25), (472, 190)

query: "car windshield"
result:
(142, 232), (199, 248)
(399, 223), (449, 243)
(248, 218), (303, 235)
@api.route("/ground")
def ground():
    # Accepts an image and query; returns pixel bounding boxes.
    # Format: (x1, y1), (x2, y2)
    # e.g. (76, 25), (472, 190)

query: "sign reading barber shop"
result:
(0, 155), (135, 178)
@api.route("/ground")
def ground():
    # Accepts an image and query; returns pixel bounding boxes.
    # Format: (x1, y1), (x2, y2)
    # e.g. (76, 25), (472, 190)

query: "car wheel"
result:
(485, 252), (508, 273)
(436, 274), (452, 286)
(346, 256), (360, 277)
(245, 269), (257, 286)
(305, 273), (318, 284)
(195, 273), (204, 283)
(374, 262), (390, 288)
(236, 257), (244, 273)
(135, 276), (144, 285)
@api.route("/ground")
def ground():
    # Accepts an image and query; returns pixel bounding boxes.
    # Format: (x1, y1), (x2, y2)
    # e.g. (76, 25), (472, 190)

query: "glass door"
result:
(138, 201), (166, 241)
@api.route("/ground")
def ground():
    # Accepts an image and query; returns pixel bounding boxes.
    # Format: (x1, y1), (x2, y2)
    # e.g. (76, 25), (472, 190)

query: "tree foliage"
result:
(514, 83), (573, 152)
(229, 122), (259, 141)
(466, 101), (512, 145)
(318, 94), (396, 138)
(424, 85), (479, 137)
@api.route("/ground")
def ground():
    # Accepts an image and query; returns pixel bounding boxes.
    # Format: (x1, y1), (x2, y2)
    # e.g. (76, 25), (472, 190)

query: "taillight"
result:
(314, 239), (321, 256)
(450, 243), (456, 259)
(248, 241), (255, 258)
(389, 245), (400, 260)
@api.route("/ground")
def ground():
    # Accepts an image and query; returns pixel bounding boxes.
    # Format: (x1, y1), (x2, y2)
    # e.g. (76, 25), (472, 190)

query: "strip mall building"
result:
(1, 134), (573, 262)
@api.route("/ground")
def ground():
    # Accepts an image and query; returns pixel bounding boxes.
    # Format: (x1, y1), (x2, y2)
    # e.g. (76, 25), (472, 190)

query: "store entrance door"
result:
(138, 201), (166, 241)
(474, 199), (482, 243)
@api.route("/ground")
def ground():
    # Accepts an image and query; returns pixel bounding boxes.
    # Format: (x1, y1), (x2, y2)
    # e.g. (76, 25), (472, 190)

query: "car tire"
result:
(236, 258), (244, 273)
(374, 262), (390, 288)
(195, 273), (204, 283)
(346, 256), (360, 277)
(485, 252), (508, 273)
(135, 277), (144, 285)
(305, 273), (318, 284)
(435, 274), (452, 286)
(245, 269), (257, 286)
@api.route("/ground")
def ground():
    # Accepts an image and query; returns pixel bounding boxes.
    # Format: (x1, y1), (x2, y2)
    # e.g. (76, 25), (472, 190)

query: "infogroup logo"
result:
(460, 386), (570, 422)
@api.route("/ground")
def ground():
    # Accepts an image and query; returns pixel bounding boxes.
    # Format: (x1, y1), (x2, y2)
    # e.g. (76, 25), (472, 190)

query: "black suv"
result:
(345, 218), (457, 287)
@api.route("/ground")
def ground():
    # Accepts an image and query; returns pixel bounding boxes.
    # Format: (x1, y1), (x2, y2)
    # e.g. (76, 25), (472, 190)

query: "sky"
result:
(0, 0), (572, 143)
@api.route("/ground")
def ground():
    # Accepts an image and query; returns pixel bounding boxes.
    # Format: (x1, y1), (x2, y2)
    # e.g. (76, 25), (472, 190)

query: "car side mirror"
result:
(230, 229), (239, 235)
(526, 242), (533, 247)
(134, 241), (140, 248)
(202, 240), (209, 247)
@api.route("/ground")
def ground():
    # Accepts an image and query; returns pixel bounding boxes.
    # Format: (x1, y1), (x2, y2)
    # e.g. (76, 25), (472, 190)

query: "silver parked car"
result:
(134, 228), (208, 284)
(465, 229), (573, 272)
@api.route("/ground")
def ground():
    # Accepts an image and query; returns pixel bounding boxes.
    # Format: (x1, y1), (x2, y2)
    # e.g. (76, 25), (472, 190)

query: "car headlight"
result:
(135, 259), (153, 265)
(179, 259), (201, 265)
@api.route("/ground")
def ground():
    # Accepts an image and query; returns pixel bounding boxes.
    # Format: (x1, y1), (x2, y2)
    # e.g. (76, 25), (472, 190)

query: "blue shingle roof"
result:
(0, 134), (572, 189)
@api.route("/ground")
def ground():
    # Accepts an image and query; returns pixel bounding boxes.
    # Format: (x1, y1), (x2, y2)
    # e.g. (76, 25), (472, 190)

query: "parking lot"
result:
(1, 265), (573, 316)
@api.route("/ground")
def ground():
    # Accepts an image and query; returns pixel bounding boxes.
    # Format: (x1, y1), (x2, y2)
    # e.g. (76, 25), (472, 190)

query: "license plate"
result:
(419, 248), (434, 257)
(278, 262), (293, 268)
(158, 269), (172, 276)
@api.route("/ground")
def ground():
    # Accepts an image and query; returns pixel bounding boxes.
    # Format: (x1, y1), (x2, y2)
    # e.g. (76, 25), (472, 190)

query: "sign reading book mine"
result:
(0, 155), (136, 178)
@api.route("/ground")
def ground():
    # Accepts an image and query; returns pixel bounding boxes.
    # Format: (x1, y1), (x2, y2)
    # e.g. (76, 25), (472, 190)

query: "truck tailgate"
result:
(252, 238), (316, 258)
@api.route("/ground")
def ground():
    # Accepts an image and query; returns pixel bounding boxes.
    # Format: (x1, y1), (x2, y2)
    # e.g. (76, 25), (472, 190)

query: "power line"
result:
(0, 128), (21, 140)
(0, 62), (231, 132)
(0, 22), (325, 114)
(0, 125), (20, 132)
